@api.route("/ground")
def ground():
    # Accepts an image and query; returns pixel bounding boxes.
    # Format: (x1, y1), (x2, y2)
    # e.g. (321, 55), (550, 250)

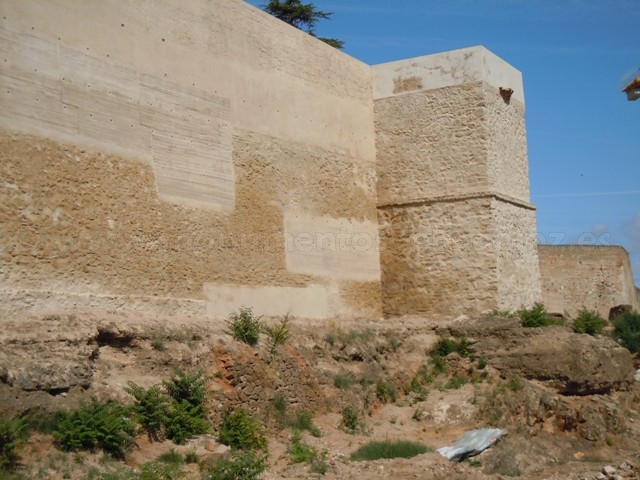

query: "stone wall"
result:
(538, 245), (639, 318)
(373, 47), (541, 316)
(0, 0), (381, 319)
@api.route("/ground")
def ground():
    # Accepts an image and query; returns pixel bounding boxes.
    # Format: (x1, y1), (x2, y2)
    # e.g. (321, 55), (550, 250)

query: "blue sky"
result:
(246, 0), (640, 285)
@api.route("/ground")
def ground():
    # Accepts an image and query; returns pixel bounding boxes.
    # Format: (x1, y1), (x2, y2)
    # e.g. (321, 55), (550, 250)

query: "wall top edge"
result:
(538, 244), (632, 254)
(377, 191), (536, 211)
(371, 45), (524, 104)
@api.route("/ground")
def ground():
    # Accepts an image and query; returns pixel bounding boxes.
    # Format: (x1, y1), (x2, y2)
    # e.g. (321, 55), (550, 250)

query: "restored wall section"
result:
(538, 245), (639, 318)
(373, 47), (541, 316)
(0, 0), (381, 319)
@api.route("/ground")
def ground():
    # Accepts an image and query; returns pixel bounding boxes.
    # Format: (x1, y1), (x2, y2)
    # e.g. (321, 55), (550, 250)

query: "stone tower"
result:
(373, 46), (541, 316)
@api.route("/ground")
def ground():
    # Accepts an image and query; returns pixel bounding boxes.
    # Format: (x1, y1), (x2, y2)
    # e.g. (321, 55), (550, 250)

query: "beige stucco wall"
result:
(0, 0), (381, 319)
(373, 47), (541, 316)
(538, 245), (639, 318)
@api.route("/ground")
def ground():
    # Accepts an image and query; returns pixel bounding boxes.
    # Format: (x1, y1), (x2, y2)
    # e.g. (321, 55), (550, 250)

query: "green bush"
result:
(164, 400), (210, 445)
(202, 450), (267, 480)
(263, 313), (291, 361)
(340, 407), (359, 434)
(123, 382), (169, 441)
(54, 398), (135, 459)
(227, 307), (263, 346)
(290, 411), (321, 437)
(333, 374), (354, 390)
(444, 375), (468, 390)
(163, 369), (208, 412)
(350, 440), (429, 461)
(218, 409), (267, 452)
(519, 302), (560, 328)
(613, 310), (640, 353)
(375, 379), (397, 404)
(0, 416), (27, 471)
(287, 431), (316, 464)
(430, 338), (469, 358)
(572, 308), (607, 335)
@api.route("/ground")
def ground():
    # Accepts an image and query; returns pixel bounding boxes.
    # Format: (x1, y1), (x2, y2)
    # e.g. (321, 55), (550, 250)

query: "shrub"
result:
(123, 382), (169, 441)
(430, 338), (469, 358)
(375, 379), (398, 404)
(218, 409), (267, 452)
(350, 440), (429, 461)
(333, 374), (354, 390)
(202, 450), (267, 480)
(0, 416), (27, 471)
(227, 307), (263, 346)
(287, 431), (316, 464)
(572, 308), (607, 335)
(162, 370), (210, 444)
(341, 407), (359, 434)
(519, 302), (560, 328)
(290, 411), (321, 437)
(613, 310), (640, 353)
(135, 460), (187, 480)
(156, 449), (184, 465)
(263, 313), (291, 361)
(445, 375), (468, 390)
(54, 398), (135, 459)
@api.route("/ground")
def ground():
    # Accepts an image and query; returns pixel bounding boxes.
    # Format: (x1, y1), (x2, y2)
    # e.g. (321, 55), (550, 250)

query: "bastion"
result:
(1, 0), (631, 322)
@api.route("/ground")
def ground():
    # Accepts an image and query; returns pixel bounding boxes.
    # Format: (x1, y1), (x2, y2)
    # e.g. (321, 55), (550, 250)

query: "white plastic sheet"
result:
(437, 428), (507, 461)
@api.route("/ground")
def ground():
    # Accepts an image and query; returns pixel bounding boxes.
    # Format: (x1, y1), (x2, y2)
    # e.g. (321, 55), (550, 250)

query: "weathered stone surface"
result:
(445, 317), (635, 395)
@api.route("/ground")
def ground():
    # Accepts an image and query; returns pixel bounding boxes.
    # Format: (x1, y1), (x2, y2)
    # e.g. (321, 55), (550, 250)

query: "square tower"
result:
(373, 46), (541, 316)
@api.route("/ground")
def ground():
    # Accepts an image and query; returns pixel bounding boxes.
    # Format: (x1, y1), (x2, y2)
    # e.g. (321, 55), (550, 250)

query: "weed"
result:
(157, 449), (183, 465)
(272, 394), (288, 416)
(202, 450), (267, 480)
(612, 310), (640, 353)
(218, 409), (267, 452)
(341, 407), (360, 434)
(388, 335), (401, 352)
(445, 375), (468, 390)
(150, 335), (166, 351)
(350, 440), (429, 461)
(333, 374), (354, 390)
(136, 460), (187, 479)
(263, 313), (291, 361)
(226, 306), (263, 346)
(375, 379), (397, 404)
(310, 454), (329, 475)
(0, 415), (27, 471)
(429, 355), (446, 375)
(487, 309), (516, 318)
(184, 451), (199, 464)
(477, 356), (488, 369)
(467, 458), (482, 467)
(507, 374), (524, 391)
(288, 431), (316, 464)
(430, 338), (469, 358)
(412, 408), (424, 422)
(572, 308), (607, 335)
(290, 411), (321, 437)
(162, 370), (210, 444)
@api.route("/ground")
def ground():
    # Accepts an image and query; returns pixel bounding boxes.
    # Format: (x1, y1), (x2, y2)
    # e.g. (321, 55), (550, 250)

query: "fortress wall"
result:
(378, 198), (497, 316)
(538, 245), (639, 318)
(0, 0), (381, 319)
(373, 47), (541, 316)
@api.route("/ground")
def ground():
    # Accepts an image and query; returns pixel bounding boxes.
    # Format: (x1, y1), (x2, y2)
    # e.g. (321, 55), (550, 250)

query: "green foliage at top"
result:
(519, 302), (561, 328)
(54, 397), (135, 459)
(350, 440), (429, 461)
(227, 307), (263, 346)
(218, 409), (267, 452)
(612, 310), (640, 353)
(429, 337), (469, 358)
(0, 416), (27, 471)
(375, 379), (398, 404)
(123, 382), (169, 441)
(572, 308), (607, 335)
(287, 430), (316, 464)
(263, 0), (344, 49)
(263, 313), (292, 361)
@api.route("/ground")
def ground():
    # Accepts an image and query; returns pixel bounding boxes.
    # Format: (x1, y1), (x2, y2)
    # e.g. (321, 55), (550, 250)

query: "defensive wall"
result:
(538, 245), (639, 318)
(0, 0), (634, 321)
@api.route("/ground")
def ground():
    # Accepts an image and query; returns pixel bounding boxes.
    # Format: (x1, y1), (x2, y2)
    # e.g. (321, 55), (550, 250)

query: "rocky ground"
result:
(1, 310), (639, 479)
